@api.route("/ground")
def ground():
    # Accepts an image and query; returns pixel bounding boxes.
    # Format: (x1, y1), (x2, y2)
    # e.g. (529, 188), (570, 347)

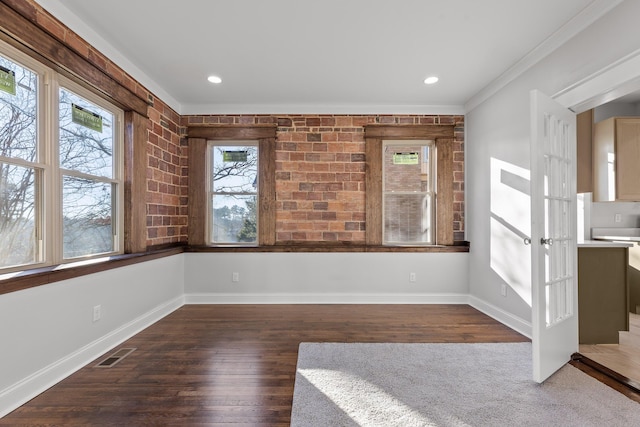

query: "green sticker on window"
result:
(393, 152), (419, 165)
(71, 103), (103, 132)
(223, 151), (248, 162)
(0, 66), (16, 95)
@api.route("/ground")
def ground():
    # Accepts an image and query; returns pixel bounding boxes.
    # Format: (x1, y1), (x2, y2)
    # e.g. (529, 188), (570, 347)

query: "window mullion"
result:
(45, 72), (62, 265)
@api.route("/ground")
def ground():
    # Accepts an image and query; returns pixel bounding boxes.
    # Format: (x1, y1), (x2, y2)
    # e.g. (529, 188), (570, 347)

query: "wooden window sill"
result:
(185, 243), (470, 253)
(0, 246), (183, 296)
(1, 242), (469, 295)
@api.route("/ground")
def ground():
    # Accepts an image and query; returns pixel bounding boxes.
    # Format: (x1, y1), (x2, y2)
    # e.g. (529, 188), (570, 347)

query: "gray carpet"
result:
(290, 342), (640, 426)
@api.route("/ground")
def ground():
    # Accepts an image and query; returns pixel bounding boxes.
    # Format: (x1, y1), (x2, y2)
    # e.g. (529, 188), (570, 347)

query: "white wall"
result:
(466, 0), (640, 325)
(0, 255), (185, 417)
(594, 101), (638, 122)
(184, 252), (469, 304)
(591, 201), (640, 229)
(1, 251), (471, 417)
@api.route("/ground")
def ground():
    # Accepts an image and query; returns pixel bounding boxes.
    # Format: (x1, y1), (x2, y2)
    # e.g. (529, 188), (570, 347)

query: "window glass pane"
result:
(384, 194), (432, 243)
(383, 142), (433, 245)
(62, 176), (113, 258)
(211, 195), (257, 244)
(384, 144), (430, 192)
(59, 88), (114, 178)
(212, 145), (258, 193)
(0, 55), (37, 162)
(0, 162), (37, 268)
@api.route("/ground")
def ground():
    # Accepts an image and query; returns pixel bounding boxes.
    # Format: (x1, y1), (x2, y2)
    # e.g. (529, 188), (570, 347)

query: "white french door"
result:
(530, 90), (578, 383)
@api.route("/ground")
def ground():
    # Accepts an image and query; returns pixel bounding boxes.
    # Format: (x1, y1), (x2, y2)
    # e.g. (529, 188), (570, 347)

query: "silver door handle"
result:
(540, 238), (554, 246)
(524, 238), (531, 245)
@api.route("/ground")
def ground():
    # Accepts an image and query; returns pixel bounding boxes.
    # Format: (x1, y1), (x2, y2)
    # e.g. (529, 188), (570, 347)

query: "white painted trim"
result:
(553, 47), (640, 112)
(0, 296), (184, 418)
(184, 293), (469, 305)
(465, 0), (623, 113)
(468, 295), (532, 339)
(179, 104), (465, 116)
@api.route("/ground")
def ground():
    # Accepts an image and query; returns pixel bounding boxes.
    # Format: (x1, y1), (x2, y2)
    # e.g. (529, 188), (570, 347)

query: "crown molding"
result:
(180, 104), (465, 116)
(464, 0), (624, 113)
(33, 0), (182, 113)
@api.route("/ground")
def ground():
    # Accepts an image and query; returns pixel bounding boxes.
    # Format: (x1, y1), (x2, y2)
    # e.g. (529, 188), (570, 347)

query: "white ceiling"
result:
(35, 0), (615, 115)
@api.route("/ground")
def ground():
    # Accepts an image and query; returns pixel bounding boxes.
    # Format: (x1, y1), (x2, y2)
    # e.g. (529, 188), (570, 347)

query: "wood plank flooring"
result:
(577, 312), (640, 393)
(0, 304), (634, 425)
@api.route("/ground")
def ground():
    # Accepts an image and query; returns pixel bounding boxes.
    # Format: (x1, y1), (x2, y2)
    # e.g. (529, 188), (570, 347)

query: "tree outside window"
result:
(209, 143), (258, 245)
(0, 45), (123, 273)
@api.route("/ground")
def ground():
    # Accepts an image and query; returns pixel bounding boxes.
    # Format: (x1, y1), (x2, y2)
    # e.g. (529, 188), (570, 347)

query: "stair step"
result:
(619, 331), (640, 349)
(630, 313), (640, 332)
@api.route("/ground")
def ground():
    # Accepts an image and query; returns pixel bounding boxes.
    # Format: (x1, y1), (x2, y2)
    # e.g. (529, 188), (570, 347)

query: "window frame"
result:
(187, 125), (277, 247)
(382, 139), (436, 245)
(0, 44), (47, 272)
(364, 124), (455, 246)
(207, 140), (260, 246)
(0, 41), (124, 274)
(56, 75), (125, 261)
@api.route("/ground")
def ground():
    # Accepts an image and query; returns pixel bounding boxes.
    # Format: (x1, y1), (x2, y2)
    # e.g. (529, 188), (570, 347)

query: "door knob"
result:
(524, 237), (531, 245)
(540, 237), (554, 245)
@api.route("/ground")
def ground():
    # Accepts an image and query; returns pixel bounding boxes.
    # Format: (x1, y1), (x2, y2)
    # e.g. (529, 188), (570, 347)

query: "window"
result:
(0, 43), (123, 273)
(383, 140), (435, 245)
(365, 124), (455, 246)
(59, 85), (122, 258)
(208, 142), (259, 245)
(0, 51), (39, 269)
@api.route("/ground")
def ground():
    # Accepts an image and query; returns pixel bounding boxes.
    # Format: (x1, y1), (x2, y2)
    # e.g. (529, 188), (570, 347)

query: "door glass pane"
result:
(62, 176), (113, 258)
(59, 88), (114, 178)
(211, 195), (257, 244)
(0, 162), (37, 268)
(0, 55), (37, 162)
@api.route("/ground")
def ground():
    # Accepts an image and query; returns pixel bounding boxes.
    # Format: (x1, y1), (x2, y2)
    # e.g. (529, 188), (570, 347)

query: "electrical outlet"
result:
(615, 213), (622, 223)
(232, 272), (240, 282)
(409, 272), (416, 282)
(93, 305), (101, 322)
(500, 284), (508, 297)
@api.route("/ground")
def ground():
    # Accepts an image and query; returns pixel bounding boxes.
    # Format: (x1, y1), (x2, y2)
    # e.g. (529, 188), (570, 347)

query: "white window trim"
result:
(382, 139), (435, 245)
(0, 40), (124, 273)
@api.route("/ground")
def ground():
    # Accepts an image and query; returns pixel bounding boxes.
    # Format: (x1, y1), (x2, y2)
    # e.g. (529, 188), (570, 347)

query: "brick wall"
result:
(183, 115), (465, 243)
(146, 97), (188, 246)
(20, 0), (465, 248)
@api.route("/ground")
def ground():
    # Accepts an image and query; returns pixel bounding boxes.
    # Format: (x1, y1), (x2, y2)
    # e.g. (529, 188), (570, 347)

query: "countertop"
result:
(578, 239), (634, 248)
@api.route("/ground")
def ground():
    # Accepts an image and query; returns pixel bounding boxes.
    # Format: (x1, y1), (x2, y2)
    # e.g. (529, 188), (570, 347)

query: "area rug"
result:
(290, 342), (640, 426)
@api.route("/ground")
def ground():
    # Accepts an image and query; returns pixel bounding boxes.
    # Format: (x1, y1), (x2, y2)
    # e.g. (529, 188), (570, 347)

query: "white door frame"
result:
(553, 48), (640, 112)
(530, 48), (640, 379)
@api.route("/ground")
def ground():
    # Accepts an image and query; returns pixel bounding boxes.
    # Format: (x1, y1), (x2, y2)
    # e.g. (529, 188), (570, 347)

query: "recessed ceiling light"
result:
(424, 76), (439, 85)
(207, 75), (222, 84)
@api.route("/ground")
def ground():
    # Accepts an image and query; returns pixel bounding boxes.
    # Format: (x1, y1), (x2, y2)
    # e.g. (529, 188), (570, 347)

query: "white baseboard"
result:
(184, 293), (469, 305)
(1, 292), (529, 418)
(0, 296), (184, 418)
(468, 295), (532, 339)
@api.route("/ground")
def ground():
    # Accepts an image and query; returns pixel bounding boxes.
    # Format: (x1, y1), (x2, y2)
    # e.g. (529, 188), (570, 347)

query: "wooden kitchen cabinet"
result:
(593, 117), (640, 201)
(578, 247), (629, 344)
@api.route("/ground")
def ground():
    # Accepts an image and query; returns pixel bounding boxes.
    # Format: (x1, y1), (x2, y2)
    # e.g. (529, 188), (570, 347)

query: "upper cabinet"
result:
(593, 117), (640, 201)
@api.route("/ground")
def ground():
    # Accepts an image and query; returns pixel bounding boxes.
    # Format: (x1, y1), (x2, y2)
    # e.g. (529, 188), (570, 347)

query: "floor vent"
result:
(95, 348), (136, 368)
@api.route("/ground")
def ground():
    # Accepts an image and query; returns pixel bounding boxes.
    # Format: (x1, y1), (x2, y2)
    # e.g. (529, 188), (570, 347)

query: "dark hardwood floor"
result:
(1, 304), (635, 425)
